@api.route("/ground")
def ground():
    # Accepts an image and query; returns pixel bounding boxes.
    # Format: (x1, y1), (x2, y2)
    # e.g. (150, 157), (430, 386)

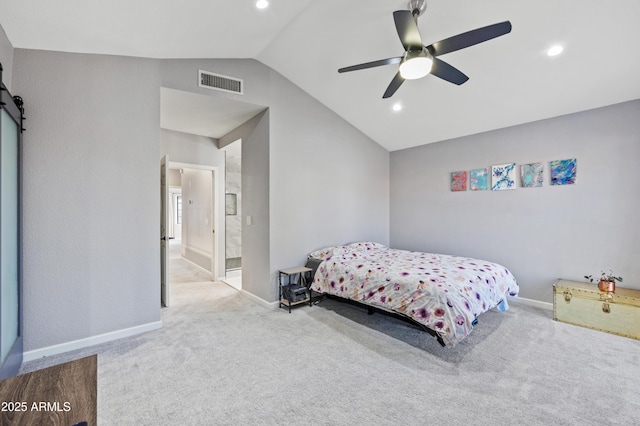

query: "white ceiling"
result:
(1, 0), (639, 151)
(160, 88), (266, 139)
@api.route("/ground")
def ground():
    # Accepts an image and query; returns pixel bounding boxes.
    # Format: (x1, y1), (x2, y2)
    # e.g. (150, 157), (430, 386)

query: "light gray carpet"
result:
(20, 257), (640, 425)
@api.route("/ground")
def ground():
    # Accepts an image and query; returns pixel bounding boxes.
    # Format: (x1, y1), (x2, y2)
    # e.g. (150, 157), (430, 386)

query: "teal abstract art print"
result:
(521, 162), (543, 187)
(470, 168), (489, 191)
(550, 158), (577, 185)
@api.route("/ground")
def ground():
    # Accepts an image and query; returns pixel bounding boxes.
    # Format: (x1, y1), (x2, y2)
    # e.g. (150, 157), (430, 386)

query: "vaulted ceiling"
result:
(1, 0), (639, 151)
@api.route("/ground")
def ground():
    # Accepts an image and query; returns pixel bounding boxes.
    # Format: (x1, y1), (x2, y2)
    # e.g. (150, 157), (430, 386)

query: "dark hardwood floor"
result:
(0, 355), (97, 425)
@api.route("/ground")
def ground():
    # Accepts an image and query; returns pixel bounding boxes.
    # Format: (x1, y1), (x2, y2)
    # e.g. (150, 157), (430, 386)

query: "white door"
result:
(210, 169), (216, 281)
(160, 155), (170, 307)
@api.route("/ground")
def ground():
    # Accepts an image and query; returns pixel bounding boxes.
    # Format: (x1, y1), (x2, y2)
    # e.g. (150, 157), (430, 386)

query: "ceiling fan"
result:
(338, 0), (512, 98)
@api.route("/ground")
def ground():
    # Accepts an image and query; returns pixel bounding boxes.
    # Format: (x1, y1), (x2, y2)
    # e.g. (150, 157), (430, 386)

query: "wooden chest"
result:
(553, 279), (640, 341)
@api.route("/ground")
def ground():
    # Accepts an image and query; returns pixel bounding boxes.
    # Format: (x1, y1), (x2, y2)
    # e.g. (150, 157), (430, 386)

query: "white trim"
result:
(23, 321), (163, 362)
(222, 275), (242, 291)
(183, 244), (212, 258)
(240, 289), (278, 310)
(180, 248), (216, 281)
(509, 295), (553, 310)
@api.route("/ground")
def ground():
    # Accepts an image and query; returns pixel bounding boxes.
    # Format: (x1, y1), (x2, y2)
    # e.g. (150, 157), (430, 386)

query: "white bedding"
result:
(309, 242), (519, 347)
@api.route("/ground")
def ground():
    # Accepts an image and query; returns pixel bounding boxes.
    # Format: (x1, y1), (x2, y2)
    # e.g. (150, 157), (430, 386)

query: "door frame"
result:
(161, 161), (221, 305)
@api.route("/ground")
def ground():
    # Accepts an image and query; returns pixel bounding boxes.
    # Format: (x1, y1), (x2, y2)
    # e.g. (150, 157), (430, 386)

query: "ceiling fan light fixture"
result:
(399, 50), (433, 80)
(547, 45), (563, 56)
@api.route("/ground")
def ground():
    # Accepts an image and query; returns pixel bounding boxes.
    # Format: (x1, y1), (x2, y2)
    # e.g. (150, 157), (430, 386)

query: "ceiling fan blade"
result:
(427, 21), (512, 57)
(430, 58), (469, 85)
(382, 72), (405, 99)
(338, 57), (402, 73)
(393, 10), (423, 51)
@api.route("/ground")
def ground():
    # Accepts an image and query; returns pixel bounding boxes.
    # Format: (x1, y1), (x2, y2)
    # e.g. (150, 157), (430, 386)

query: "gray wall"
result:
(219, 111), (271, 300)
(11, 49), (389, 352)
(0, 24), (13, 91)
(390, 100), (640, 303)
(266, 68), (390, 300)
(13, 50), (162, 351)
(237, 111), (270, 301)
(181, 168), (214, 271)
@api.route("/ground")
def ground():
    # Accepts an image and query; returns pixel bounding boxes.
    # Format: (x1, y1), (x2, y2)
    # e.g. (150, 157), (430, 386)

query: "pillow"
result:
(347, 242), (386, 251)
(308, 246), (342, 260)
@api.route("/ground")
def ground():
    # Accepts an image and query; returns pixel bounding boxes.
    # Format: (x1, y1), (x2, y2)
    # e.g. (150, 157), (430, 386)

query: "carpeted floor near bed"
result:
(20, 273), (640, 425)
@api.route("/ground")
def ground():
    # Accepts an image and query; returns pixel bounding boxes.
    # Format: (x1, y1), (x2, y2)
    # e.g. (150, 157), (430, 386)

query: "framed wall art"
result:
(491, 163), (516, 191)
(521, 162), (544, 188)
(451, 171), (467, 192)
(470, 168), (489, 191)
(550, 158), (577, 185)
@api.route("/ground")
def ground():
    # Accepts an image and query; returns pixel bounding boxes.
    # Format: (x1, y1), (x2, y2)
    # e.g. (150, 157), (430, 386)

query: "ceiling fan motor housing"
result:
(408, 0), (427, 17)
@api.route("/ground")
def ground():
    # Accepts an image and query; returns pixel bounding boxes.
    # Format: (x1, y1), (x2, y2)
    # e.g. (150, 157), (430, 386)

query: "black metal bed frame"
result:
(319, 294), (447, 347)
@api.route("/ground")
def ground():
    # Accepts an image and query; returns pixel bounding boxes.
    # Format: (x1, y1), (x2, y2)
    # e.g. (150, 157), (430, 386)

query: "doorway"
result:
(159, 87), (268, 302)
(161, 158), (220, 307)
(222, 140), (242, 291)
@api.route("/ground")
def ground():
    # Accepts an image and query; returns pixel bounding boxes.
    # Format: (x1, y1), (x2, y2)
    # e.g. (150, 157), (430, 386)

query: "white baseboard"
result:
(509, 295), (553, 310)
(23, 320), (163, 362)
(240, 289), (279, 310)
(180, 254), (212, 276)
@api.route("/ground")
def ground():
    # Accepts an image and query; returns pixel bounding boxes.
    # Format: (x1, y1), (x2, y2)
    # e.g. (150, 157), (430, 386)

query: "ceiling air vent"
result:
(198, 70), (243, 95)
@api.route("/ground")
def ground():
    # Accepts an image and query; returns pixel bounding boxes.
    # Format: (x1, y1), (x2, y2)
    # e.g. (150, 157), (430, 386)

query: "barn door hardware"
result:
(13, 96), (25, 133)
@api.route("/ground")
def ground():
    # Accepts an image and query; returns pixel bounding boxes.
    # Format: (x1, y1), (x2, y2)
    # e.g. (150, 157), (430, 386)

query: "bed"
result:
(308, 242), (519, 347)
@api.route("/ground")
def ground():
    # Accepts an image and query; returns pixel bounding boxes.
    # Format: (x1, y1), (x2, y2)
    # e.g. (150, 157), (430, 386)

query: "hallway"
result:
(167, 238), (242, 301)
(168, 239), (213, 287)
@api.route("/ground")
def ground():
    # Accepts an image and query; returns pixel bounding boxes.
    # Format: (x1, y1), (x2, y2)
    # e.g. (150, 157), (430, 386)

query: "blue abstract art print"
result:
(491, 163), (517, 191)
(550, 158), (577, 185)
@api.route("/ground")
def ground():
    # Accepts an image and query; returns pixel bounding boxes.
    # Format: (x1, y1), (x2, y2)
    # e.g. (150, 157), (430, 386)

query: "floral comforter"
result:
(309, 242), (519, 347)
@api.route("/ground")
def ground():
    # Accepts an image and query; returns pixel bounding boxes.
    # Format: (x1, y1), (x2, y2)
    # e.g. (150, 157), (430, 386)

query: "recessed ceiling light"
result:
(392, 103), (403, 112)
(547, 45), (563, 56)
(256, 0), (269, 9)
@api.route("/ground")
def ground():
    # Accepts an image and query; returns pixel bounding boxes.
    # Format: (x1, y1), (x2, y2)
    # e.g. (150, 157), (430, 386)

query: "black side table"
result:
(278, 266), (312, 313)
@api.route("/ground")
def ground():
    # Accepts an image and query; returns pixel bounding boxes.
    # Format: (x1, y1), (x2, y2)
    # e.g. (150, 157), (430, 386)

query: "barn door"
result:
(0, 69), (24, 379)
